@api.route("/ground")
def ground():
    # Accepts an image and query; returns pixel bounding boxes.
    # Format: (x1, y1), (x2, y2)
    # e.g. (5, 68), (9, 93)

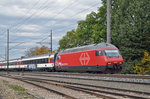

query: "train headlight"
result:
(120, 62), (123, 64)
(107, 62), (111, 65)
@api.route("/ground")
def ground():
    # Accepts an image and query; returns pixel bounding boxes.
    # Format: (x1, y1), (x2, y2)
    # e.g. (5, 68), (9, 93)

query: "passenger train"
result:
(0, 43), (124, 73)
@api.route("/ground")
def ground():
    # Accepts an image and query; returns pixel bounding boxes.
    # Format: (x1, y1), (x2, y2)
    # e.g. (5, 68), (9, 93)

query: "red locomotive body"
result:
(55, 43), (124, 73)
(0, 63), (2, 66)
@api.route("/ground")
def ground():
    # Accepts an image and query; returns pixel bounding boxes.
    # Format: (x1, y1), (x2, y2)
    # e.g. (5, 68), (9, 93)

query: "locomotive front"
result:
(95, 43), (124, 73)
(104, 49), (123, 72)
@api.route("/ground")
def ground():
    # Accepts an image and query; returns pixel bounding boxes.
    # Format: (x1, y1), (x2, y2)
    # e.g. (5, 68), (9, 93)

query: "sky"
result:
(0, 0), (102, 60)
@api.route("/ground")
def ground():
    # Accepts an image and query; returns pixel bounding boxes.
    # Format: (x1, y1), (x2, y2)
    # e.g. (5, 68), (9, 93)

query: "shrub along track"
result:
(0, 74), (150, 99)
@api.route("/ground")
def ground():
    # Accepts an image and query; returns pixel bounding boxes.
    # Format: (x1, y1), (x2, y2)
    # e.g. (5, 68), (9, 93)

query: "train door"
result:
(95, 50), (104, 66)
(95, 51), (100, 65)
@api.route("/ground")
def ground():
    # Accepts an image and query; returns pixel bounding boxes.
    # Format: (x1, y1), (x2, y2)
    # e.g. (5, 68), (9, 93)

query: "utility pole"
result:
(7, 29), (9, 75)
(107, 0), (111, 43)
(50, 30), (52, 54)
(5, 47), (7, 61)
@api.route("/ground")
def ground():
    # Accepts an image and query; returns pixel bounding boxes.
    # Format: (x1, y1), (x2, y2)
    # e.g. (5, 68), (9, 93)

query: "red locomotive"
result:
(54, 43), (124, 73)
(0, 43), (124, 73)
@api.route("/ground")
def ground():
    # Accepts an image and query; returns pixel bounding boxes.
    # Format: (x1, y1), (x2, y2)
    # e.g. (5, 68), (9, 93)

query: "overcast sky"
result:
(0, 0), (102, 60)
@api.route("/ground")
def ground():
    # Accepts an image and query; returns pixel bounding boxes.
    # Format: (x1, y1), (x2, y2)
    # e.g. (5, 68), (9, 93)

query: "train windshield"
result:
(105, 49), (120, 57)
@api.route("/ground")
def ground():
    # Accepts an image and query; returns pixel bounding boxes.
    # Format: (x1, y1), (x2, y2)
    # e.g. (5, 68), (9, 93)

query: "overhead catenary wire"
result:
(11, 1), (100, 42)
(9, 42), (25, 50)
(7, 0), (55, 42)
(3, 1), (101, 59)
(8, 0), (42, 29)
(11, 0), (77, 42)
(9, 2), (101, 52)
(52, 2), (101, 31)
(10, 0), (57, 35)
(0, 29), (7, 38)
(8, 1), (100, 43)
(0, 0), (50, 59)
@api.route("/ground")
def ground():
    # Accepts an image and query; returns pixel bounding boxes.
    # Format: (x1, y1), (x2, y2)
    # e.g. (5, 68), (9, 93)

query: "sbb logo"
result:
(79, 53), (90, 65)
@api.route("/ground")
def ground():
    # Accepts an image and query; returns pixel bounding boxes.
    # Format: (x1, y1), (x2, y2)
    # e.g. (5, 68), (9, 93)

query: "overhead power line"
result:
(9, 42), (25, 50)
(6, 1), (101, 58)
(9, 0), (42, 29)
(51, 2), (100, 30)
(10, 0), (78, 42)
(12, 1), (100, 43)
(10, 0), (56, 33)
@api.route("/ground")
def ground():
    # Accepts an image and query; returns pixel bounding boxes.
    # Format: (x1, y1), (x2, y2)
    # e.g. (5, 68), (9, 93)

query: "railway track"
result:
(6, 71), (150, 85)
(0, 75), (115, 99)
(24, 73), (150, 85)
(3, 71), (150, 79)
(28, 72), (150, 79)
(0, 72), (150, 99)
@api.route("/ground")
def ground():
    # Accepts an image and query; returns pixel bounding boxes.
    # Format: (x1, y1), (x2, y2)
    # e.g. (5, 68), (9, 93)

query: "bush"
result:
(134, 51), (150, 75)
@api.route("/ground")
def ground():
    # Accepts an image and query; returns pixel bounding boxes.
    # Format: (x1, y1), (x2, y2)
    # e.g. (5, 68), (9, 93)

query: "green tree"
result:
(76, 11), (97, 46)
(58, 30), (77, 51)
(92, 5), (107, 43)
(58, 6), (106, 50)
(111, 0), (150, 70)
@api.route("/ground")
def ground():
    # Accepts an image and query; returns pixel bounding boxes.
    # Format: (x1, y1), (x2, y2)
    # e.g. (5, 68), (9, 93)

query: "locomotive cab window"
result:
(96, 51), (103, 56)
(105, 50), (120, 57)
(56, 56), (60, 60)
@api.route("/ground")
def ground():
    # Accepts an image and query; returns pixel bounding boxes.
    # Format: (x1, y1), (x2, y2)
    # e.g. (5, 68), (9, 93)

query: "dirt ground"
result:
(0, 78), (36, 99)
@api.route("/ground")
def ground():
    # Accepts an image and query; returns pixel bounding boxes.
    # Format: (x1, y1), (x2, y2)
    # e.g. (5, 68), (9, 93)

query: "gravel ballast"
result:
(0, 76), (70, 99)
(0, 78), (35, 99)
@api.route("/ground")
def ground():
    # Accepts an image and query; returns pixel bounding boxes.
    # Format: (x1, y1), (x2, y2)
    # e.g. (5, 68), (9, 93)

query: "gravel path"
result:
(0, 76), (65, 99)
(0, 77), (35, 99)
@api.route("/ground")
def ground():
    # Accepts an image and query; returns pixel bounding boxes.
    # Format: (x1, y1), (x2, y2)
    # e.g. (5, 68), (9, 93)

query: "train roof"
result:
(0, 59), (18, 63)
(21, 53), (54, 61)
(0, 53), (54, 63)
(59, 42), (117, 54)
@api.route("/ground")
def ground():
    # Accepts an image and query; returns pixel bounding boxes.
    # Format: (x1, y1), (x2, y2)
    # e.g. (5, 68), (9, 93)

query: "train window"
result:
(33, 60), (35, 64)
(45, 58), (48, 63)
(35, 60), (37, 64)
(56, 56), (60, 60)
(22, 61), (24, 65)
(39, 59), (41, 63)
(27, 60), (29, 64)
(32, 60), (35, 64)
(36, 59), (39, 63)
(96, 51), (103, 56)
(37, 59), (39, 63)
(11, 62), (17, 65)
(31, 60), (33, 64)
(38, 59), (40, 63)
(105, 50), (120, 57)
(25, 61), (27, 64)
(36, 59), (39, 64)
(41, 59), (44, 63)
(44, 59), (47, 63)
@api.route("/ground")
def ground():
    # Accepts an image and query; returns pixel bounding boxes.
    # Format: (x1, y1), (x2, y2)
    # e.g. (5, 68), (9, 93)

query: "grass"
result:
(2, 80), (33, 99)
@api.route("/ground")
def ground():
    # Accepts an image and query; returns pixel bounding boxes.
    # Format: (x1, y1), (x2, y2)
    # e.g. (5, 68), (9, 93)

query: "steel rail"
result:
(1, 75), (149, 99)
